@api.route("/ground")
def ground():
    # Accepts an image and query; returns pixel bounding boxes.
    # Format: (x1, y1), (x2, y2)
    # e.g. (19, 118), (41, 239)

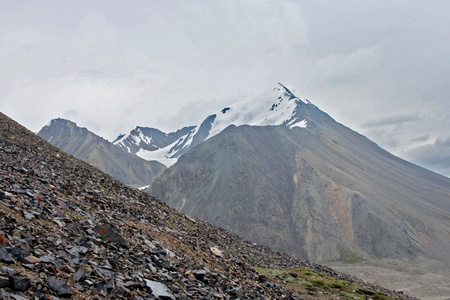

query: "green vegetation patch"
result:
(253, 266), (391, 300)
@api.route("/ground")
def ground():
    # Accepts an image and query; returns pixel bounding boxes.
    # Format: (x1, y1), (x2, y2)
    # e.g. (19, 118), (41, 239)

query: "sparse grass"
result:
(339, 291), (366, 300)
(374, 294), (390, 300)
(329, 280), (345, 289)
(97, 184), (107, 190)
(253, 266), (392, 299)
(293, 268), (318, 276)
(311, 278), (327, 287)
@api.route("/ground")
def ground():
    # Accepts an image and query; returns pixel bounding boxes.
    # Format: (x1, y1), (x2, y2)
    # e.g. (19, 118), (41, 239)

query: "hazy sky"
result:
(1, 1), (450, 177)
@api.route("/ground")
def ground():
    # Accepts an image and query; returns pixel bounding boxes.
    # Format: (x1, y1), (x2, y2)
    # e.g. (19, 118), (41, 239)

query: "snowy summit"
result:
(114, 83), (311, 166)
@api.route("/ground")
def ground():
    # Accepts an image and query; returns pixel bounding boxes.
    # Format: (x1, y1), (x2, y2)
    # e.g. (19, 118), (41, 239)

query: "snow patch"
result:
(114, 133), (129, 145)
(134, 135), (188, 167)
(138, 185), (150, 191)
(289, 119), (307, 129)
(138, 131), (153, 145)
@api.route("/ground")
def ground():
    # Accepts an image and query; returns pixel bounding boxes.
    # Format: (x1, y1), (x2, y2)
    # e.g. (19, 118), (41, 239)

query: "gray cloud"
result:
(404, 136), (450, 177)
(435, 136), (450, 148)
(411, 135), (430, 143)
(361, 114), (420, 128)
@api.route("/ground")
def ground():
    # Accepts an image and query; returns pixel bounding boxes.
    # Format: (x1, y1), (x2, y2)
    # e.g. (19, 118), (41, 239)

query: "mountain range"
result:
(38, 118), (166, 188)
(112, 83), (309, 166)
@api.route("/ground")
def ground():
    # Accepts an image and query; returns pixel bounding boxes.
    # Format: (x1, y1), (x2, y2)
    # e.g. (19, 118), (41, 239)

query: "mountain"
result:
(113, 83), (309, 166)
(0, 113), (417, 299)
(113, 125), (196, 166)
(38, 118), (166, 188)
(148, 84), (450, 269)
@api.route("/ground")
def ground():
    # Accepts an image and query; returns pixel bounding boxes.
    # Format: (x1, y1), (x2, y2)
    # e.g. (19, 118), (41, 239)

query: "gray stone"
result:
(93, 222), (129, 248)
(39, 255), (56, 264)
(0, 290), (29, 300)
(7, 247), (30, 260)
(9, 275), (30, 292)
(48, 277), (74, 297)
(144, 279), (175, 300)
(0, 275), (9, 288)
(73, 268), (87, 282)
(192, 269), (208, 281)
(66, 222), (84, 235)
(94, 266), (115, 280)
(0, 266), (19, 275)
(23, 210), (34, 220)
(0, 247), (14, 263)
(68, 245), (88, 257)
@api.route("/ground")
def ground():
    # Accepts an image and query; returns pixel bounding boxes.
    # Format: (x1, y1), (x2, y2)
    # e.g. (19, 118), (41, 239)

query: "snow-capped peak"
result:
(114, 83), (311, 166)
(207, 83), (308, 137)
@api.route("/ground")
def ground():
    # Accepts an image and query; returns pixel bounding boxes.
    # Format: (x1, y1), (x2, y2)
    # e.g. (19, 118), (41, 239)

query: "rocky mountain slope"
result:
(0, 113), (417, 298)
(148, 86), (450, 269)
(38, 119), (166, 188)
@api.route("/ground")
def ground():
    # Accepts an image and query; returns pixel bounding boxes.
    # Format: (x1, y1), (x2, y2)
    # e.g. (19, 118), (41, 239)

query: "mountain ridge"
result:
(38, 118), (166, 188)
(113, 83), (313, 166)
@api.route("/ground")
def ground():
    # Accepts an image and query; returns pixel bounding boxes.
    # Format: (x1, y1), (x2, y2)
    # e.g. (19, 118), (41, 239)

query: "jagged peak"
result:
(276, 82), (311, 105)
(276, 82), (296, 99)
(113, 83), (315, 164)
(134, 126), (163, 132)
(112, 133), (128, 144)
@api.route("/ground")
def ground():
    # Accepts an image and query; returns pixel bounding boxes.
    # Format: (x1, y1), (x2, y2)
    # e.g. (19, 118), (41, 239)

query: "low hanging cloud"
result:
(362, 113), (420, 128)
(314, 45), (383, 85)
(404, 136), (450, 177)
(410, 134), (431, 143)
(435, 136), (450, 148)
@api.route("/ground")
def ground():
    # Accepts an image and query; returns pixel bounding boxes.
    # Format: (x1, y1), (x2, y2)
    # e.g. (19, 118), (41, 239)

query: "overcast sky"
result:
(1, 0), (450, 177)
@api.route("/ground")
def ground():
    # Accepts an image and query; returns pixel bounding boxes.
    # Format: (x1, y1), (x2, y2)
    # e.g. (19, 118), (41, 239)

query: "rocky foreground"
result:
(0, 112), (416, 299)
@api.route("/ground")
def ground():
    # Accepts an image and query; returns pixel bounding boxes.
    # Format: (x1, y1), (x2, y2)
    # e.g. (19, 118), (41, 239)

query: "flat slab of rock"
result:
(144, 279), (175, 300)
(22, 255), (42, 264)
